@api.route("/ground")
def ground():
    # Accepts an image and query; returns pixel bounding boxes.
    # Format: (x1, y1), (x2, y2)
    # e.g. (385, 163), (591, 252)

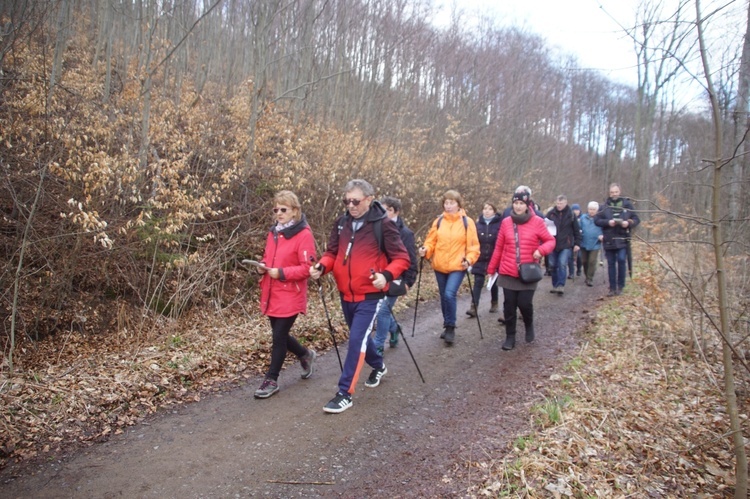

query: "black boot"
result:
(524, 323), (535, 343)
(502, 334), (515, 351)
(443, 326), (455, 345)
(521, 308), (534, 343)
(503, 316), (516, 350)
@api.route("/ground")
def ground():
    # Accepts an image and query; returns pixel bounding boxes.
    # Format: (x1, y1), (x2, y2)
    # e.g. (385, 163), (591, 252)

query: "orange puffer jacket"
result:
(423, 210), (480, 273)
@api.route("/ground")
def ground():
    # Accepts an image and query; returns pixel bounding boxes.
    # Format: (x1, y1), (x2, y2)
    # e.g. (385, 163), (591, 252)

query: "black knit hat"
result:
(512, 188), (531, 206)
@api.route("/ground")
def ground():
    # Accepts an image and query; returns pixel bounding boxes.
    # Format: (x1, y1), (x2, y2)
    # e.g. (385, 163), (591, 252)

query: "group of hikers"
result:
(253, 179), (639, 414)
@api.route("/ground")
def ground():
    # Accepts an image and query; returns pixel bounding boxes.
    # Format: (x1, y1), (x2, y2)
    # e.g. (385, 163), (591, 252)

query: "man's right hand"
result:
(418, 247), (426, 257)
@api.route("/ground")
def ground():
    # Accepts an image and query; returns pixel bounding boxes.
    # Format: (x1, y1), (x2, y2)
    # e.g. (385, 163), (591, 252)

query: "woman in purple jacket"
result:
(254, 190), (317, 399)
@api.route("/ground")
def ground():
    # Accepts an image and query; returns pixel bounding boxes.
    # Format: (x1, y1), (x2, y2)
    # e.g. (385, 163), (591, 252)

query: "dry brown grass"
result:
(466, 244), (748, 497)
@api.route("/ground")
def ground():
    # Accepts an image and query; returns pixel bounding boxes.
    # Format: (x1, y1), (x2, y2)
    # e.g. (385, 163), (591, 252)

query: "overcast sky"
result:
(433, 0), (747, 94)
(433, 0), (638, 82)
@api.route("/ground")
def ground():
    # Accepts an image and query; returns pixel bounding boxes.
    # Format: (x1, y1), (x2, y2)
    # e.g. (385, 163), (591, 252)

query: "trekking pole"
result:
(411, 257), (424, 337)
(463, 262), (483, 339)
(385, 300), (425, 383)
(626, 237), (633, 279)
(371, 269), (425, 382)
(310, 257), (343, 372)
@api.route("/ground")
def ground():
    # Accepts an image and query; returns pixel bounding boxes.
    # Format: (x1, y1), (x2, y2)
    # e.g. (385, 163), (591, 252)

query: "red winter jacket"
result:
(259, 216), (317, 318)
(318, 202), (410, 302)
(487, 214), (555, 278)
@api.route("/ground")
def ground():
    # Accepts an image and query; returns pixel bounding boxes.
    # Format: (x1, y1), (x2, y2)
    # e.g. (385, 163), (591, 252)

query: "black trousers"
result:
(502, 288), (535, 336)
(267, 315), (307, 381)
(471, 273), (499, 307)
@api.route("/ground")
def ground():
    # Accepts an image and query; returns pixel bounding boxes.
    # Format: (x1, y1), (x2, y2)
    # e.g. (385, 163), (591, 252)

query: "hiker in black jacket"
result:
(466, 202), (502, 317)
(372, 196), (418, 354)
(545, 195), (581, 296)
(594, 183), (639, 296)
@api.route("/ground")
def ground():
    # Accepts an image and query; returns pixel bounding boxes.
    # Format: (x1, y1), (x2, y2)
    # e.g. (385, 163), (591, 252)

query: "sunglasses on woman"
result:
(342, 198), (363, 206)
(272, 207), (288, 213)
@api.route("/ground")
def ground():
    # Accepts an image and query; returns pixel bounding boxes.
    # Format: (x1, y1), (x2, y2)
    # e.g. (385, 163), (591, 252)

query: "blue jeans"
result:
(434, 271), (465, 327)
(548, 248), (571, 288)
(373, 295), (399, 350)
(605, 247), (628, 290)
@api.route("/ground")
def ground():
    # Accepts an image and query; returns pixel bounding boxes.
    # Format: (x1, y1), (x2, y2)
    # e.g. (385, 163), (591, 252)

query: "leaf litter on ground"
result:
(466, 248), (744, 497)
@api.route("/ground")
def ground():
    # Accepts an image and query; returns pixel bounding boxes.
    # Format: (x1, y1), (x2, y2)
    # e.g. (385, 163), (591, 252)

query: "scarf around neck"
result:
(510, 210), (531, 225)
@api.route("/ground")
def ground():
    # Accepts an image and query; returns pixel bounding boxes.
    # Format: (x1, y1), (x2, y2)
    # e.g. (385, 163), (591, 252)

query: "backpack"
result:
(340, 217), (389, 259)
(436, 214), (468, 231)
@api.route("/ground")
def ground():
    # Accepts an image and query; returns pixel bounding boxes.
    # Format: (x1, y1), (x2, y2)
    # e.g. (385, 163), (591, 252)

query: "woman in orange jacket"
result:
(419, 190), (480, 345)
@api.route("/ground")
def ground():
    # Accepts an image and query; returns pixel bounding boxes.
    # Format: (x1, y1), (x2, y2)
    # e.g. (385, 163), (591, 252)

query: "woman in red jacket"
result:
(254, 190), (317, 399)
(487, 188), (555, 351)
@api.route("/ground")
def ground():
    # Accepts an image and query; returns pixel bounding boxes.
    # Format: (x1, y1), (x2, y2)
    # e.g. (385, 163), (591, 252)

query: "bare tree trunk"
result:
(246, 0), (281, 169)
(102, 0), (114, 104)
(696, 1), (748, 496)
(9, 167), (46, 374)
(48, 0), (70, 109)
(630, 0), (688, 200)
(140, 15), (157, 173)
(731, 1), (750, 240)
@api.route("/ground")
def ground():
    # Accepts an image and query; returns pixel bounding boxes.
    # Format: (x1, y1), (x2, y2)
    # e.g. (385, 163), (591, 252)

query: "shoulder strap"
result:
(374, 218), (384, 253)
(436, 214), (468, 230)
(513, 223), (522, 265)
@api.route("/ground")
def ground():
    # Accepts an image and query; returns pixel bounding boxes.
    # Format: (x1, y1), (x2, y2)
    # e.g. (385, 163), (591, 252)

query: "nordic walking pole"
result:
(385, 298), (425, 383)
(463, 261), (483, 339)
(411, 257), (424, 337)
(310, 257), (343, 372)
(370, 269), (425, 382)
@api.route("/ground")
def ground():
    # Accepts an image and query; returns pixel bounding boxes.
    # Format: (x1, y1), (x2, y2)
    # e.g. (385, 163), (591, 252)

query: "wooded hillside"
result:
(1, 0), (749, 489)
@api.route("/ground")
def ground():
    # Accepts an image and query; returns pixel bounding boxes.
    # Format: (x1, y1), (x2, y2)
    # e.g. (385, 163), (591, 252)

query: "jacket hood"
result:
(343, 199), (388, 225)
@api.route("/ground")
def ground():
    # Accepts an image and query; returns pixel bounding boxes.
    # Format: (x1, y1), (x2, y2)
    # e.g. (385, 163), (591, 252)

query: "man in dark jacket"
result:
(310, 179), (410, 414)
(595, 183), (640, 296)
(372, 196), (418, 353)
(545, 195), (581, 296)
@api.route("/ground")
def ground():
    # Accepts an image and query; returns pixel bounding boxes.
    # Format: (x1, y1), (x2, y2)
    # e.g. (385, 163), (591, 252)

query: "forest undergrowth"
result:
(468, 246), (748, 497)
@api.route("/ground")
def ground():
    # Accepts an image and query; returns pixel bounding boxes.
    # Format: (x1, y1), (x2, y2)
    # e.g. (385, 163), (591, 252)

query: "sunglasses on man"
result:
(342, 198), (364, 206)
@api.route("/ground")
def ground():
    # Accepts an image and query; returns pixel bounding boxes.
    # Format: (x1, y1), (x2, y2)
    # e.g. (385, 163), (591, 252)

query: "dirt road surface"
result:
(1, 275), (602, 498)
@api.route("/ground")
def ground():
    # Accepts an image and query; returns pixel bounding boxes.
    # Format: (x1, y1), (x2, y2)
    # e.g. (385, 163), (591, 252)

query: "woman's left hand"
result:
(532, 250), (542, 261)
(267, 268), (280, 279)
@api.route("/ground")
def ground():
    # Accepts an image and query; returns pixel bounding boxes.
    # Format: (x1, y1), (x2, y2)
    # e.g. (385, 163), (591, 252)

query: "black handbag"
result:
(514, 223), (544, 284)
(518, 262), (544, 284)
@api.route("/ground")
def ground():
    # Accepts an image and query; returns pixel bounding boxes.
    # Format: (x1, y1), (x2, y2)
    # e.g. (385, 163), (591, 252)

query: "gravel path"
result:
(1, 274), (603, 498)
